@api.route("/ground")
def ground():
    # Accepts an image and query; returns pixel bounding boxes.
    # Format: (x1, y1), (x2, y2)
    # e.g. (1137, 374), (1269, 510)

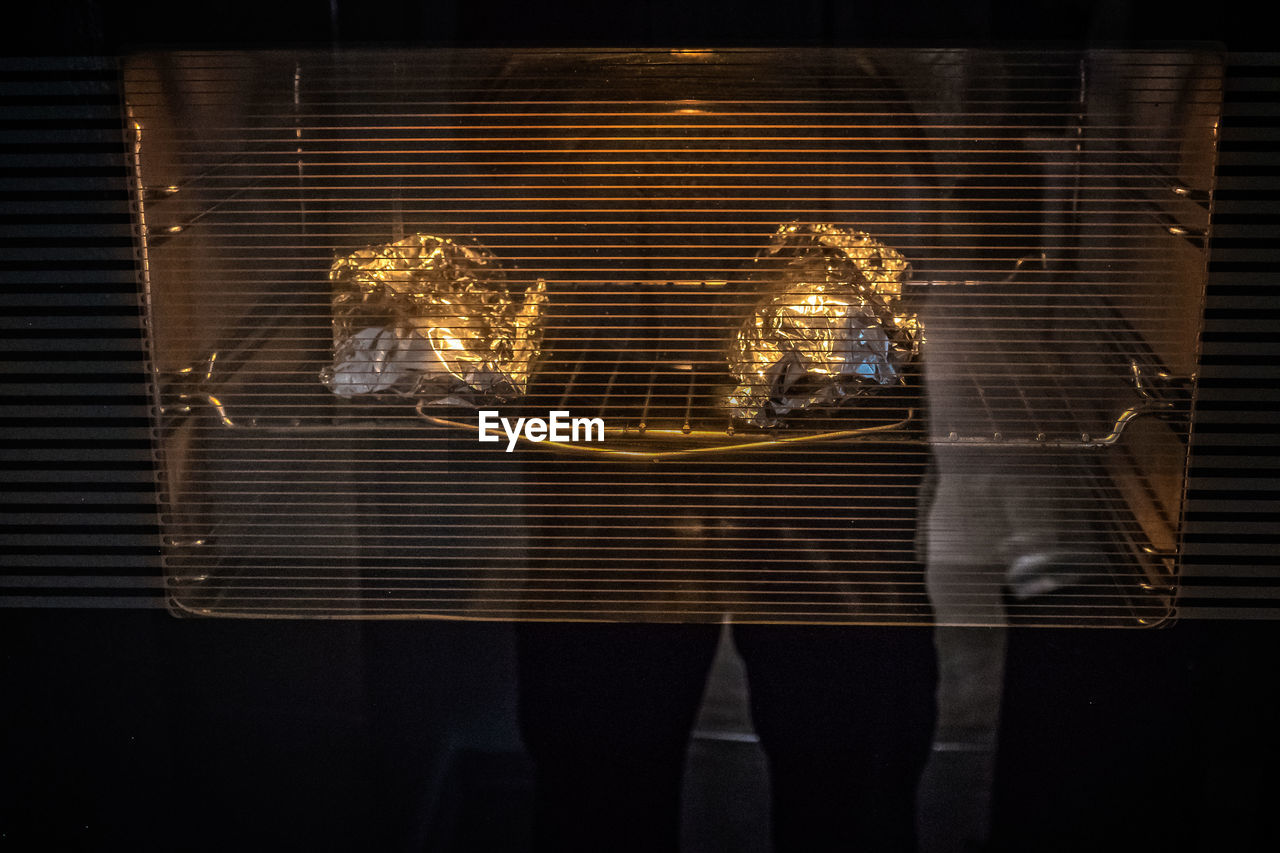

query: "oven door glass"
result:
(126, 48), (1221, 624)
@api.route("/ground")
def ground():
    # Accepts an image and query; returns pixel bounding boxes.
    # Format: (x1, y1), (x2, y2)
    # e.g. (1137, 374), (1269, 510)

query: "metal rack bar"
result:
(637, 296), (665, 433)
(417, 406), (915, 462)
(682, 367), (697, 434)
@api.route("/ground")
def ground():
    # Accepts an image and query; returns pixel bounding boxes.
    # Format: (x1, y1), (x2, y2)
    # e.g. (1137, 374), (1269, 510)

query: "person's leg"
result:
(515, 621), (720, 853)
(734, 624), (938, 853)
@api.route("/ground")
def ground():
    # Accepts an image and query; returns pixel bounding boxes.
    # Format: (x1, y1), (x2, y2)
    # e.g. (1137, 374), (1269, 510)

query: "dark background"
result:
(2, 2), (1277, 851)
(2, 0), (1263, 51)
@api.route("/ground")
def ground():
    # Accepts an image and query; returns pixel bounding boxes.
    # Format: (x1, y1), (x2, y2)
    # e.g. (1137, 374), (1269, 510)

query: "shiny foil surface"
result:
(729, 224), (922, 426)
(320, 234), (546, 404)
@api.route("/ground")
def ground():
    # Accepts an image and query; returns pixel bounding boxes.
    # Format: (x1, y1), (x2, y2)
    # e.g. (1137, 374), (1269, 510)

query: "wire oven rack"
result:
(157, 277), (1193, 460)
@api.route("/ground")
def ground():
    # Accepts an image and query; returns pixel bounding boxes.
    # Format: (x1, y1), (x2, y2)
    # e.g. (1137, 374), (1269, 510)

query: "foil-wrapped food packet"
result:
(728, 223), (923, 427)
(320, 234), (546, 404)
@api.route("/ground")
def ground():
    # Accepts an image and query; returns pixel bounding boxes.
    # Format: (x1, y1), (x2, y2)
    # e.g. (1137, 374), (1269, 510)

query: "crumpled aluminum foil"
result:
(728, 223), (923, 426)
(320, 234), (546, 404)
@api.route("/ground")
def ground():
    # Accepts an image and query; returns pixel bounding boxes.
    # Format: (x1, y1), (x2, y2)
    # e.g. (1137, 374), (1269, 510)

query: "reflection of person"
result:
(924, 448), (1087, 625)
(498, 49), (943, 852)
(919, 285), (1101, 626)
(518, 621), (937, 853)
(517, 441), (937, 851)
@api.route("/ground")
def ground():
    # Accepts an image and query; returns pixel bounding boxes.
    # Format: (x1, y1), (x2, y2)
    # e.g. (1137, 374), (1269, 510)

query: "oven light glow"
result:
(673, 99), (709, 114)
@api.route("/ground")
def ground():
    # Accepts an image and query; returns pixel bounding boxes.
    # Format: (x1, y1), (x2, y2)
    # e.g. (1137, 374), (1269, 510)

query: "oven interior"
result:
(125, 49), (1221, 625)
